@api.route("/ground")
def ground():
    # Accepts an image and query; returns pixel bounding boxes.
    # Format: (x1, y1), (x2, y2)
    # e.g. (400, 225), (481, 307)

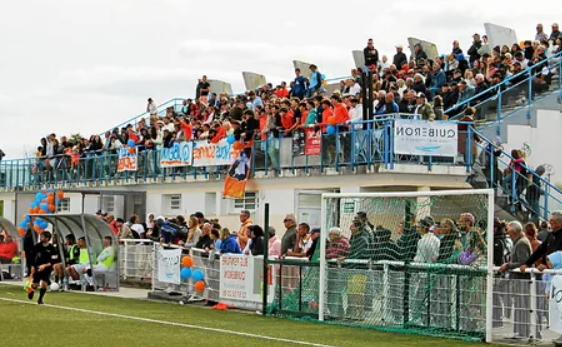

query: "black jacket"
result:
(364, 46), (379, 67)
(393, 52), (408, 69)
(467, 40), (482, 63)
(525, 228), (562, 266)
(249, 236), (265, 256)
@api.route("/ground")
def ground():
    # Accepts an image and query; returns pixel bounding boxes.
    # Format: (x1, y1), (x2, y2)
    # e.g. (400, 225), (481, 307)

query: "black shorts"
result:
(32, 268), (52, 285)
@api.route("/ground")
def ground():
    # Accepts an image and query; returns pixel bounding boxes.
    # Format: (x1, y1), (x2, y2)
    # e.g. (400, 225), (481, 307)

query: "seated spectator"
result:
(84, 236), (116, 287)
(195, 223), (213, 250)
(0, 234), (17, 264)
(413, 93), (435, 121)
(286, 223), (311, 258)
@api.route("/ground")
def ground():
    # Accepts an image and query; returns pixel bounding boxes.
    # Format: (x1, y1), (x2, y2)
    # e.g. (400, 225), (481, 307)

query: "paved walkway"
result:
(0, 280), (149, 300)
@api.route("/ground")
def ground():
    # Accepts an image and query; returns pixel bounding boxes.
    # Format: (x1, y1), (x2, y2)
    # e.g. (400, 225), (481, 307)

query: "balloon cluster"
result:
(127, 139), (136, 154)
(180, 256), (206, 292)
(17, 189), (65, 236)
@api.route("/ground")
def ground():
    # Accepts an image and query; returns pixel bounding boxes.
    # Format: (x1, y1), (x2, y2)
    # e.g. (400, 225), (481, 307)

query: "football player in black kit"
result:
(28, 231), (57, 304)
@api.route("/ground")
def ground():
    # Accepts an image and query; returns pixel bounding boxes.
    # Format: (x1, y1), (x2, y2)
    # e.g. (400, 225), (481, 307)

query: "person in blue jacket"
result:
(220, 231), (242, 254)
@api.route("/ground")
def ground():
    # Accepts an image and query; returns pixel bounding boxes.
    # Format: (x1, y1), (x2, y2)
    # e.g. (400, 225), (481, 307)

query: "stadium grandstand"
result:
(2, 15), (562, 347)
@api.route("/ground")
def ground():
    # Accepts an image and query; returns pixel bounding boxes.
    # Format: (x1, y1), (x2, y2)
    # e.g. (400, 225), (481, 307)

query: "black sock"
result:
(39, 288), (46, 301)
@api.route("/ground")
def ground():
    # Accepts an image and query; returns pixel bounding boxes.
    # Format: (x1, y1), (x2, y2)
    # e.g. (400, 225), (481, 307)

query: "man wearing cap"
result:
(467, 34), (482, 66)
(413, 93), (435, 121)
(442, 83), (457, 110)
(457, 80), (475, 105)
(413, 44), (428, 63)
(393, 45), (408, 70)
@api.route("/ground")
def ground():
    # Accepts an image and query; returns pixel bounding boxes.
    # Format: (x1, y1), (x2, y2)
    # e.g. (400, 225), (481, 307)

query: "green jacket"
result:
(416, 103), (436, 120)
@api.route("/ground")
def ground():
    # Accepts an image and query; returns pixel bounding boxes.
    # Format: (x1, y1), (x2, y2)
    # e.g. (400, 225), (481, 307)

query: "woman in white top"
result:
(413, 216), (440, 263)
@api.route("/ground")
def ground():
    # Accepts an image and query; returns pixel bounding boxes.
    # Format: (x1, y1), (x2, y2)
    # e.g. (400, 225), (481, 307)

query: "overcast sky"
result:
(1, 0), (561, 158)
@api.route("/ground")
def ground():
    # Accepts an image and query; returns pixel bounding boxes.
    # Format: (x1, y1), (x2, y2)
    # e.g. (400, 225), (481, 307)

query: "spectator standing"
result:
(238, 210), (253, 251)
(500, 221), (532, 339)
(292, 68), (307, 99)
(538, 221), (551, 242)
(414, 216), (440, 263)
(268, 226), (281, 257)
(551, 23), (562, 41)
(468, 34), (483, 66)
(326, 227), (350, 259)
(307, 65), (324, 97)
(536, 24), (548, 42)
(364, 38), (379, 71)
(185, 216), (201, 248)
(196, 223), (213, 250)
(197, 76), (211, 104)
(220, 230), (242, 254)
(210, 229), (222, 250)
(413, 43), (428, 63)
(477, 35), (492, 57)
(429, 63), (446, 98)
(248, 225), (265, 256)
(393, 45), (408, 70)
(281, 214), (297, 256)
(147, 98), (157, 117)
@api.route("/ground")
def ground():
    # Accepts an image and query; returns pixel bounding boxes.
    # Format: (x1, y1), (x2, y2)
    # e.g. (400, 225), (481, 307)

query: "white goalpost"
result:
(319, 189), (495, 342)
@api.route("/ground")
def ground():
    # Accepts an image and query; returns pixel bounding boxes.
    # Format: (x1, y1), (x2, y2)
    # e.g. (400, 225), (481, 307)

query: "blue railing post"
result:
(527, 72), (533, 122)
(489, 145), (495, 189)
(544, 174), (551, 220)
(510, 170), (517, 212)
(350, 126), (356, 170)
(466, 126), (472, 173)
(496, 91), (502, 137)
(335, 127), (340, 172)
(389, 119), (394, 170)
(251, 141), (256, 176)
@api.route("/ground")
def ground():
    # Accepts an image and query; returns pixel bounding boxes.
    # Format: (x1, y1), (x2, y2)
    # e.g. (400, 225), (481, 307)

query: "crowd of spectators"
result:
(27, 23), (561, 175)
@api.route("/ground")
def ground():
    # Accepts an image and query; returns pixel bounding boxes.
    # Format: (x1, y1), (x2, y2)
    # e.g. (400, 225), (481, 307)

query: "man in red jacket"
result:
(0, 234), (17, 264)
(330, 94), (351, 162)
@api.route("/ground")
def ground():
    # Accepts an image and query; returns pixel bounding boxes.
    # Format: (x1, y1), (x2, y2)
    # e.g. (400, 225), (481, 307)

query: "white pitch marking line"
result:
(0, 297), (341, 347)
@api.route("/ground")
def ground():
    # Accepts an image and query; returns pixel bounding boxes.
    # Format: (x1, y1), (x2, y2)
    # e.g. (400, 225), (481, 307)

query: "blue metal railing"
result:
(101, 98), (185, 135)
(472, 128), (562, 220)
(446, 51), (562, 132)
(0, 116), (474, 191)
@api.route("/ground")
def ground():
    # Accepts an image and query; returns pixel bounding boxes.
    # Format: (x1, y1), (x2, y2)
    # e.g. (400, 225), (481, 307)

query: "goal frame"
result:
(319, 189), (495, 342)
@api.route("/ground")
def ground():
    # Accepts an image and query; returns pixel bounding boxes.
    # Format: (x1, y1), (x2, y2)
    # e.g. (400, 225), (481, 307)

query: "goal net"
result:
(318, 189), (494, 341)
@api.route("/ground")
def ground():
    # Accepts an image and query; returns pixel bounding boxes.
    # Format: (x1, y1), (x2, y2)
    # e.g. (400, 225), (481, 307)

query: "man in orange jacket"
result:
(238, 210), (253, 251)
(331, 94), (351, 162)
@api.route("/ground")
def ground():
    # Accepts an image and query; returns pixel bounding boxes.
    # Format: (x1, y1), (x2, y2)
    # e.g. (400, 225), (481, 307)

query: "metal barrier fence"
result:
(0, 117), (475, 191)
(119, 239), (154, 282)
(115, 239), (562, 345)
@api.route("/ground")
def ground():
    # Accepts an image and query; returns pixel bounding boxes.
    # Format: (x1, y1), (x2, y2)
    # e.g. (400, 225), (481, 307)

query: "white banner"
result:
(394, 119), (458, 156)
(550, 275), (562, 334)
(219, 254), (274, 305)
(157, 248), (182, 285)
(192, 139), (239, 167)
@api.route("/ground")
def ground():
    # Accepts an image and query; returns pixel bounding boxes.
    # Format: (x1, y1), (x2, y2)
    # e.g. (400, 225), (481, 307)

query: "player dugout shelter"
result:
(0, 216), (24, 281)
(30, 214), (120, 291)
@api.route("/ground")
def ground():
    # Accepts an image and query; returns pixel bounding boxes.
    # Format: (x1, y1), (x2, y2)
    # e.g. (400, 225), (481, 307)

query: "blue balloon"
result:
(42, 221), (49, 229)
(35, 217), (43, 224)
(19, 221), (27, 228)
(40, 203), (49, 212)
(180, 267), (192, 280)
(30, 202), (38, 209)
(127, 139), (135, 147)
(192, 269), (204, 282)
(327, 125), (336, 135)
(36, 192), (42, 200)
(227, 135), (235, 145)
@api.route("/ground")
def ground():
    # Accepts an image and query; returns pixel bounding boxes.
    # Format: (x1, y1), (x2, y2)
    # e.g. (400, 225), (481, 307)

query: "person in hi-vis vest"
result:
(84, 237), (115, 288)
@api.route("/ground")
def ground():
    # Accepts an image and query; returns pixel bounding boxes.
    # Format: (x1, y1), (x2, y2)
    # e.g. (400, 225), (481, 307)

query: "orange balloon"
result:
(129, 147), (136, 154)
(34, 206), (41, 213)
(21, 214), (26, 220)
(194, 281), (206, 292)
(57, 190), (64, 200)
(28, 208), (34, 214)
(17, 227), (26, 237)
(48, 204), (56, 212)
(37, 210), (46, 215)
(33, 225), (42, 233)
(182, 256), (193, 268)
(327, 116), (336, 125)
(47, 195), (54, 204)
(232, 142), (244, 151)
